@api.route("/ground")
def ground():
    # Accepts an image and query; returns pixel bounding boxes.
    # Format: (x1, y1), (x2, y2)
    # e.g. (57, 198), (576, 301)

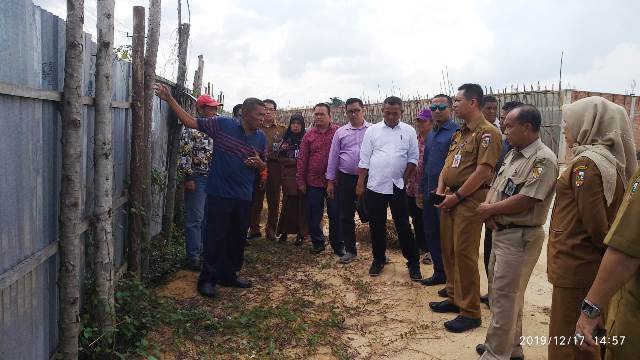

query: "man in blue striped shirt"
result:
(155, 84), (267, 299)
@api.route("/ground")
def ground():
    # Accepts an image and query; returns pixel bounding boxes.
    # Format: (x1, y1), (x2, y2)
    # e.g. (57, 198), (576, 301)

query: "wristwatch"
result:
(581, 299), (601, 319)
(454, 190), (466, 202)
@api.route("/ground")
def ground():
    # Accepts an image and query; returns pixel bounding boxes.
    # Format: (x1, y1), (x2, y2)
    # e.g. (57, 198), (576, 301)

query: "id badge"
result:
(272, 142), (280, 152)
(503, 178), (516, 197)
(452, 154), (462, 168)
(294, 149), (299, 158)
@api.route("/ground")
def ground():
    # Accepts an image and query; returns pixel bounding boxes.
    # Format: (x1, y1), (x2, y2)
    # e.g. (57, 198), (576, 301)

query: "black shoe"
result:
(278, 234), (287, 243)
(310, 244), (326, 254)
(247, 231), (262, 240)
(444, 315), (481, 333)
(437, 288), (448, 298)
(334, 248), (346, 257)
(476, 343), (524, 359)
(369, 261), (385, 276)
(295, 235), (304, 246)
(409, 265), (423, 281)
(219, 277), (253, 288)
(197, 282), (218, 298)
(480, 293), (490, 308)
(429, 299), (460, 313)
(421, 274), (446, 286)
(266, 233), (277, 242)
(185, 258), (202, 271)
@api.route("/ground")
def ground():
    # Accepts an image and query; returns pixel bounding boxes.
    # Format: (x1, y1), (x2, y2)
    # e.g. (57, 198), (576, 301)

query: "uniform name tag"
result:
(452, 154), (462, 168)
(503, 178), (516, 197)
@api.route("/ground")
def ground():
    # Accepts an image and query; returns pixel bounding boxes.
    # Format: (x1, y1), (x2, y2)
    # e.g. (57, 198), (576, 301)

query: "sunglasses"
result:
(430, 104), (448, 112)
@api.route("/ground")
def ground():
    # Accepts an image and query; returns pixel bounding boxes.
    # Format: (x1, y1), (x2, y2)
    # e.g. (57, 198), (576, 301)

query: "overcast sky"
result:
(34, 0), (640, 109)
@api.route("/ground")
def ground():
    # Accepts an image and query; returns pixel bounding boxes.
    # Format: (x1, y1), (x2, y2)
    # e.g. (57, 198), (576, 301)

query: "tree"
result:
(329, 97), (344, 107)
(93, 0), (116, 347)
(59, 0), (85, 357)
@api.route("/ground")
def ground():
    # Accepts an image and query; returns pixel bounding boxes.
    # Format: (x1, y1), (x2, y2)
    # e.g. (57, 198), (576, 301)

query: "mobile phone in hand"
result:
(429, 192), (445, 205)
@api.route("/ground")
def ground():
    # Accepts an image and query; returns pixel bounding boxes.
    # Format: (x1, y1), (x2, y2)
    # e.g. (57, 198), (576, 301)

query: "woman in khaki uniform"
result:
(276, 114), (308, 244)
(548, 96), (638, 360)
(575, 168), (640, 359)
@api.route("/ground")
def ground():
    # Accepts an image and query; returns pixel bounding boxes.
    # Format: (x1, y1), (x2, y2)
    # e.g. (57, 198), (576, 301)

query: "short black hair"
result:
(457, 84), (484, 107)
(313, 102), (331, 115)
(232, 103), (242, 117)
(383, 96), (402, 107)
(345, 98), (364, 108)
(263, 99), (277, 110)
(511, 104), (541, 131)
(483, 95), (497, 104)
(502, 101), (524, 113)
(242, 98), (265, 113)
(433, 93), (452, 106)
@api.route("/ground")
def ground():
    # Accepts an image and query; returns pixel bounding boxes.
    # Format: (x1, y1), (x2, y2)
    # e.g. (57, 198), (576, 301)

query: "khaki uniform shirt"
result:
(442, 114), (502, 191)
(262, 123), (287, 161)
(547, 157), (625, 288)
(488, 138), (558, 226)
(604, 168), (640, 332)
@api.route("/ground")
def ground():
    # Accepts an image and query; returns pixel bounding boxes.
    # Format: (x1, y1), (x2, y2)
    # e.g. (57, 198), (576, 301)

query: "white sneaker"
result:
(339, 252), (357, 264)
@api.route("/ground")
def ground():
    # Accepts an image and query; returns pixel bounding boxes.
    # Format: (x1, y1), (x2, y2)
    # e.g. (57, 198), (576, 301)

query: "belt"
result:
(495, 223), (538, 232)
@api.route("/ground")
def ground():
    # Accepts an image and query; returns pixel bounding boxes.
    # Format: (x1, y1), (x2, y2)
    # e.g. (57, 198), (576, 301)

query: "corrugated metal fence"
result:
(0, 1), (173, 358)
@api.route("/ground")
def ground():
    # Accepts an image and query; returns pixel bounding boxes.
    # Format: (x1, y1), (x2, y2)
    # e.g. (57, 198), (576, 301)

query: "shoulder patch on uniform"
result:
(574, 167), (586, 187)
(481, 133), (492, 148)
(632, 178), (639, 193)
(531, 160), (545, 179)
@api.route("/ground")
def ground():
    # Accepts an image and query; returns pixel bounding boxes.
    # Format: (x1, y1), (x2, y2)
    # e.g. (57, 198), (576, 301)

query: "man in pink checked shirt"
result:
(297, 103), (345, 256)
(326, 98), (372, 264)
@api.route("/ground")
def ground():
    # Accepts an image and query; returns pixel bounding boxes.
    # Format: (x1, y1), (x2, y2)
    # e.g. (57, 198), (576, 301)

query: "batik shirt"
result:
(179, 128), (214, 177)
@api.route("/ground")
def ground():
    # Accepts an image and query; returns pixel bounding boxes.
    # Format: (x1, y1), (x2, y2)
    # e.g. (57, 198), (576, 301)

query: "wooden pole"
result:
(93, 0), (116, 344)
(128, 6), (145, 277)
(162, 23), (190, 237)
(59, 0), (84, 357)
(141, 0), (161, 275)
(193, 54), (204, 96)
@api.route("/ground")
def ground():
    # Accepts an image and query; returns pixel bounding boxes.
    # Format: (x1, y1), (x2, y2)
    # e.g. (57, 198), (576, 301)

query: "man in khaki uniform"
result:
(429, 84), (502, 333)
(474, 105), (559, 359)
(575, 168), (640, 359)
(249, 99), (287, 241)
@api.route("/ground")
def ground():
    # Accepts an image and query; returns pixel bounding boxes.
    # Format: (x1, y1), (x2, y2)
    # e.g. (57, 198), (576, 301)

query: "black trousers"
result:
(337, 172), (359, 254)
(484, 226), (492, 279)
(365, 186), (419, 266)
(407, 196), (427, 252)
(199, 195), (251, 285)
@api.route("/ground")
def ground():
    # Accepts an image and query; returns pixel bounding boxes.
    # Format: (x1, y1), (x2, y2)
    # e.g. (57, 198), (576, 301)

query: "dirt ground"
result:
(154, 206), (554, 360)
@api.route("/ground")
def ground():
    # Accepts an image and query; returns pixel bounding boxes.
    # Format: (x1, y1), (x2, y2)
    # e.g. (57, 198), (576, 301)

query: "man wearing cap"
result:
(249, 99), (287, 241)
(155, 84), (267, 299)
(417, 94), (459, 287)
(179, 94), (220, 270)
(406, 108), (434, 264)
(326, 98), (372, 263)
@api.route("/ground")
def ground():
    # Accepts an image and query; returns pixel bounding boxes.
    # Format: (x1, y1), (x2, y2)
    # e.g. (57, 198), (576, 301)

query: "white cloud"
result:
(31, 0), (640, 109)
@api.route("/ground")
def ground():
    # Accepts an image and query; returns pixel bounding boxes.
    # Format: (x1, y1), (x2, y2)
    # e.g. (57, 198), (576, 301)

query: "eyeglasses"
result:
(346, 109), (362, 115)
(430, 104), (448, 112)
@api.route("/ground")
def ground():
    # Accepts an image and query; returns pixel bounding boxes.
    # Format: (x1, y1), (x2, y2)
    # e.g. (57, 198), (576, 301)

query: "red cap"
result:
(196, 94), (221, 108)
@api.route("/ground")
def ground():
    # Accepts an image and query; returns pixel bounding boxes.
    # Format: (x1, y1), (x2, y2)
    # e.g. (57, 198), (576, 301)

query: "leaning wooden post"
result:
(161, 23), (190, 237)
(128, 6), (145, 277)
(141, 0), (161, 274)
(93, 0), (116, 343)
(59, 0), (84, 357)
(192, 54), (204, 96)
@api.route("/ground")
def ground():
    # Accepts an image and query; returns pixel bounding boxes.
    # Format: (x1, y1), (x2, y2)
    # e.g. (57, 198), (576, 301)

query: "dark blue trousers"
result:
(199, 195), (251, 285)
(306, 186), (342, 253)
(422, 196), (446, 278)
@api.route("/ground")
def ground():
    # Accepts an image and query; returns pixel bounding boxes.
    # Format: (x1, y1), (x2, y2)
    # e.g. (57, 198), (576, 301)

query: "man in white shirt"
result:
(356, 96), (422, 280)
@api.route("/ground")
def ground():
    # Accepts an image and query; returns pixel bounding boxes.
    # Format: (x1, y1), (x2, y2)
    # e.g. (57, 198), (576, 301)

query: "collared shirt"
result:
(406, 135), (426, 197)
(441, 114), (502, 189)
(197, 117), (266, 201)
(488, 138), (558, 226)
(419, 119), (459, 193)
(261, 122), (287, 161)
(296, 123), (338, 188)
(179, 127), (214, 177)
(326, 121), (372, 180)
(358, 121), (419, 195)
